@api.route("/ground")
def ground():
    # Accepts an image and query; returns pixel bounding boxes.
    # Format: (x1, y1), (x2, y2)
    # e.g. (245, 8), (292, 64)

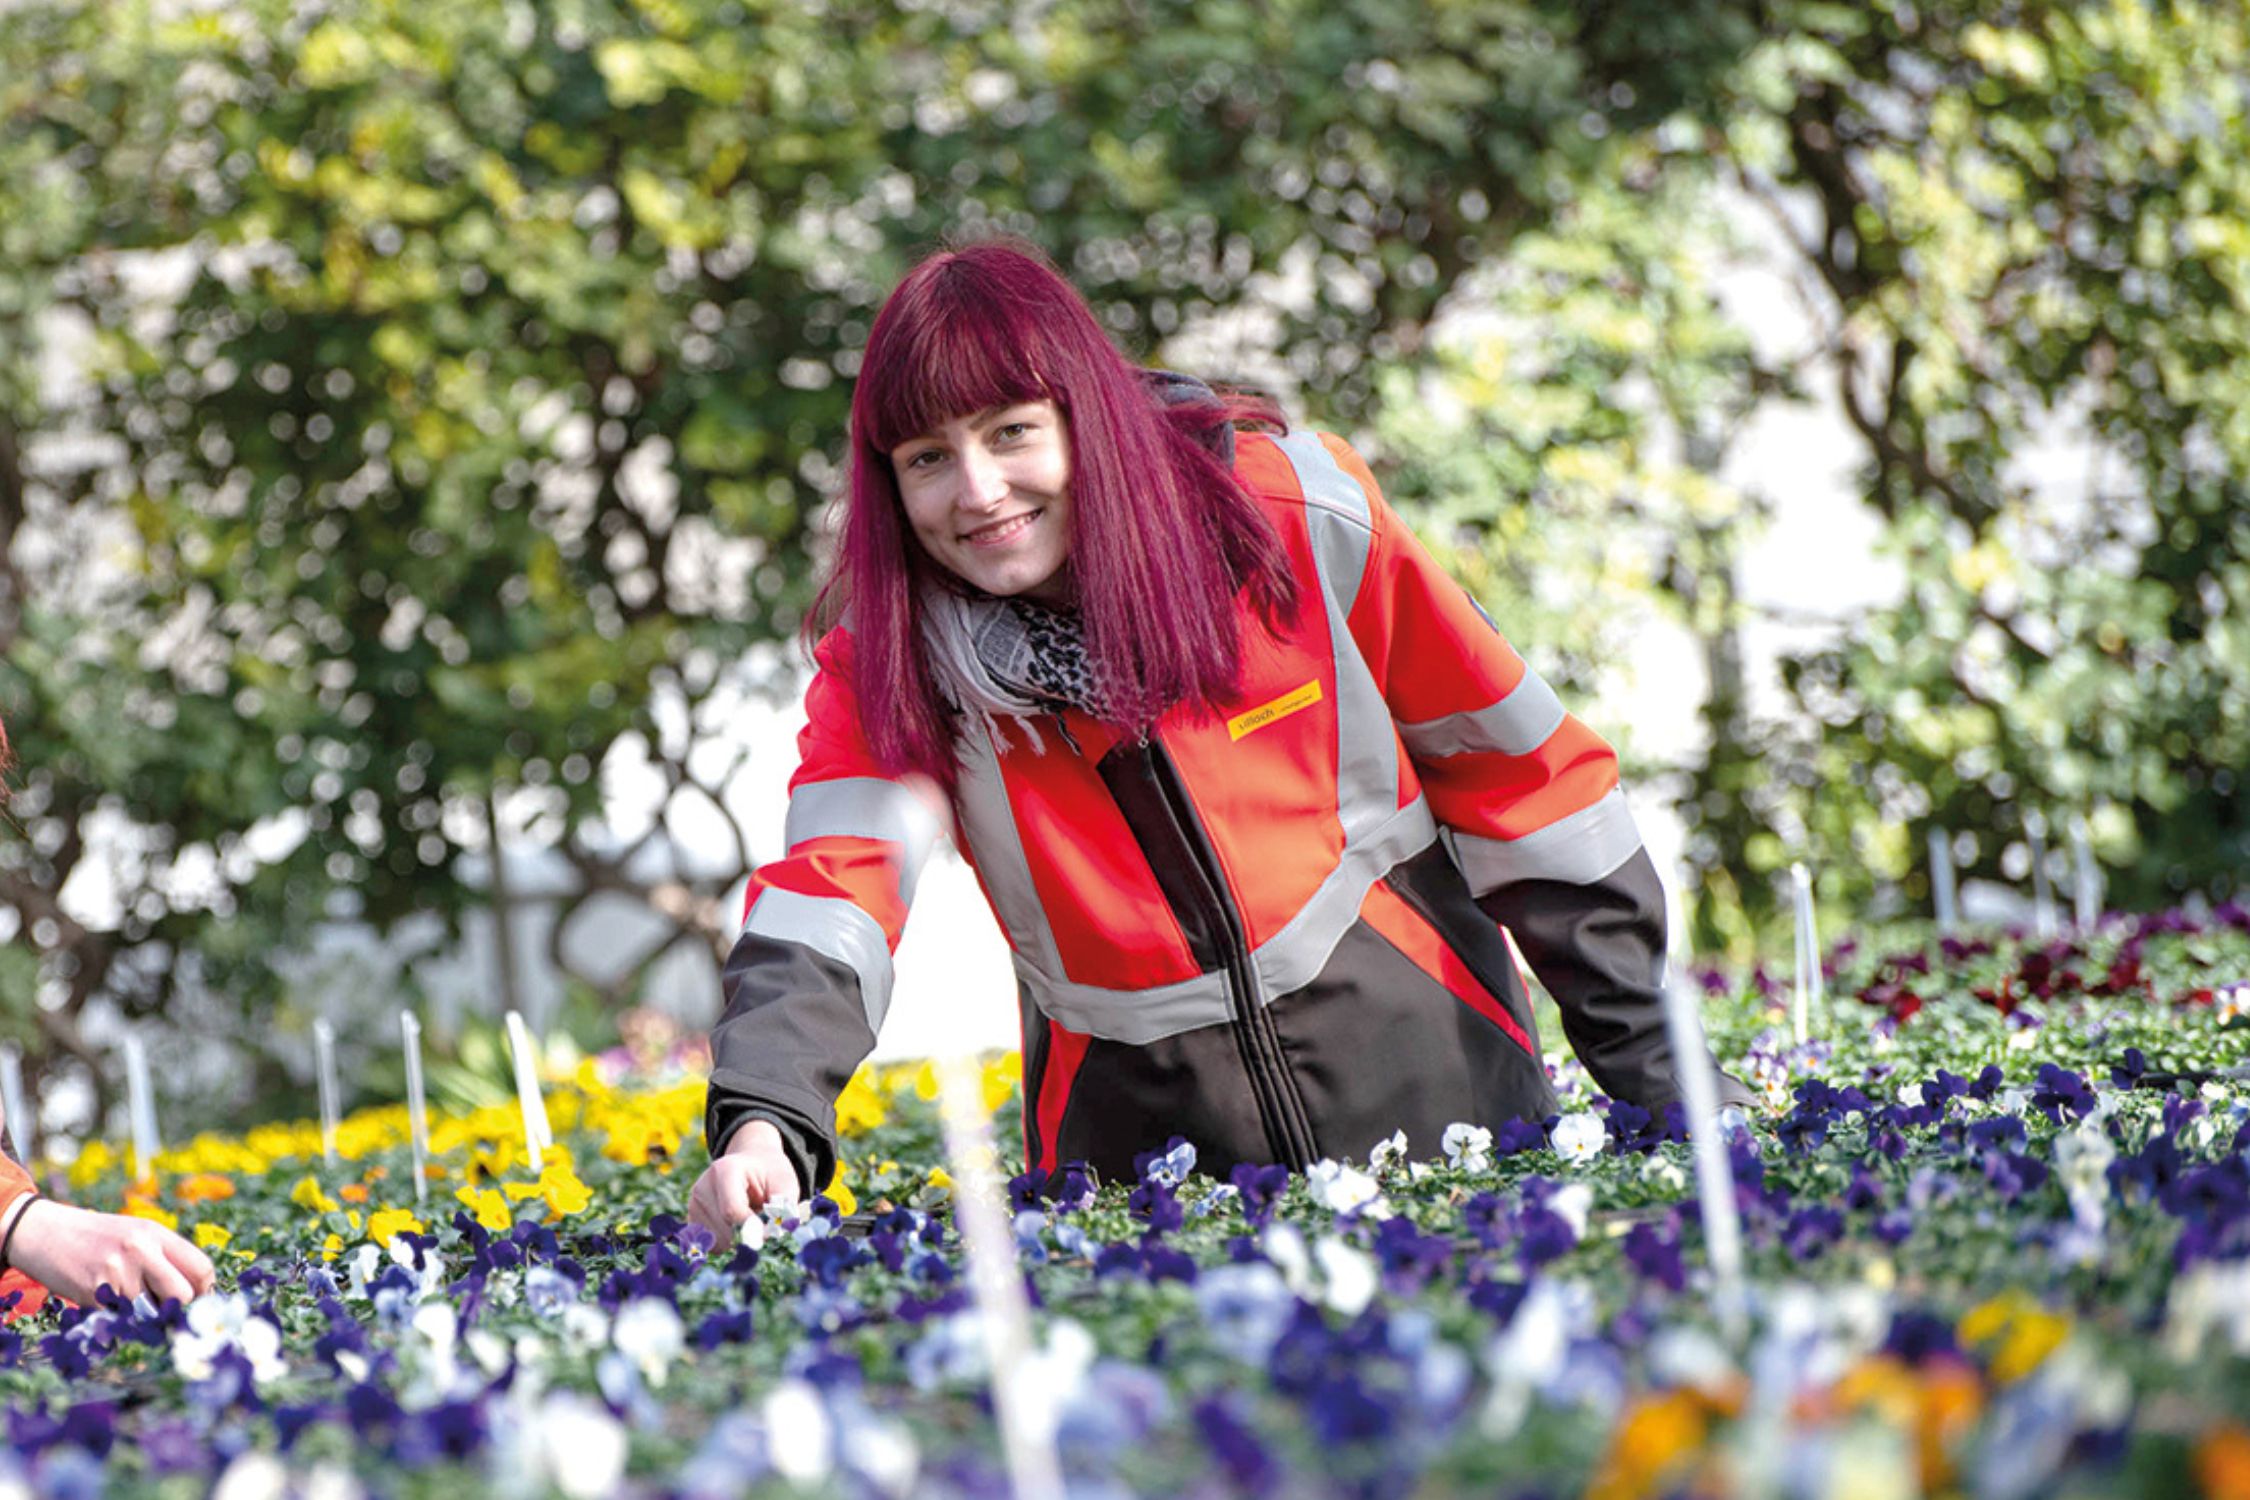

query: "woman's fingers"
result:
(137, 1245), (195, 1309)
(687, 1162), (751, 1237)
(748, 1154), (801, 1212)
(162, 1231), (217, 1297)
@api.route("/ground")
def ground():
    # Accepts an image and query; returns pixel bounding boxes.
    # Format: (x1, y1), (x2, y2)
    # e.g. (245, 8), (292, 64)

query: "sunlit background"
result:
(1, 0), (2243, 1147)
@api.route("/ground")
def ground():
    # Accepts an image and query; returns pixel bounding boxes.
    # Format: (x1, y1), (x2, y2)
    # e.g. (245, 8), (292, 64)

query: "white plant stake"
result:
(1660, 977), (1747, 1343)
(313, 1019), (341, 1166)
(1789, 862), (1823, 1046)
(935, 1054), (1065, 1500)
(504, 1009), (553, 1164)
(0, 1046), (30, 1164)
(2025, 810), (2059, 938)
(1929, 828), (1959, 933)
(122, 1033), (162, 1181)
(2070, 815), (2102, 931)
(400, 1011), (430, 1206)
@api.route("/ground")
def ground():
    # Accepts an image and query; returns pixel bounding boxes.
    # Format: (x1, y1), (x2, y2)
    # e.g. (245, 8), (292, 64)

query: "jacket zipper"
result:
(1132, 727), (1320, 1170)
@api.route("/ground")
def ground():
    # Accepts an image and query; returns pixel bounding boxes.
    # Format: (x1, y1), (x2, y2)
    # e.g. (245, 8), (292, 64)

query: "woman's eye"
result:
(993, 422), (1029, 442)
(904, 449), (943, 469)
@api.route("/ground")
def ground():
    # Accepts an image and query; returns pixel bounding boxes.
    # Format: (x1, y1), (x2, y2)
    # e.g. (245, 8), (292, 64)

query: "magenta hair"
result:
(813, 240), (1300, 784)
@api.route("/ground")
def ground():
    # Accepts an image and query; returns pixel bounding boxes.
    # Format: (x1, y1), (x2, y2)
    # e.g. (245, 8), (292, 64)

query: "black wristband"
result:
(0, 1195), (39, 1273)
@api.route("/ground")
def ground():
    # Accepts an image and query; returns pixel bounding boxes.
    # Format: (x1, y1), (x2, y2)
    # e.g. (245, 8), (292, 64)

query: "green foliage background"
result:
(0, 0), (2240, 1131)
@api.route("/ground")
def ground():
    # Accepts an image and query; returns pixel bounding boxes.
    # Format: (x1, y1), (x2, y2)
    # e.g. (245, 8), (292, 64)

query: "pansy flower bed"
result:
(4, 909), (2250, 1499)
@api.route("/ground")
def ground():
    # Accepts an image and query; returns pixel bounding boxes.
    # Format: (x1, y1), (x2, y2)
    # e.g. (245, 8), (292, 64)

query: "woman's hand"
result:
(686, 1119), (802, 1241)
(7, 1199), (216, 1308)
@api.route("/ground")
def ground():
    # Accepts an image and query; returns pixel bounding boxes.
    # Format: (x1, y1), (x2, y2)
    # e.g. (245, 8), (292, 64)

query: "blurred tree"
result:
(1719, 0), (2250, 918)
(0, 0), (1762, 1128)
(1365, 143), (1799, 957)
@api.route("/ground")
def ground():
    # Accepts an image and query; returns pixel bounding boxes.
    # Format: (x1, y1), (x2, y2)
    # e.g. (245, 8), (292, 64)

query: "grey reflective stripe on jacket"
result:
(1395, 665), (1569, 759)
(1449, 786), (1648, 895)
(782, 775), (944, 909)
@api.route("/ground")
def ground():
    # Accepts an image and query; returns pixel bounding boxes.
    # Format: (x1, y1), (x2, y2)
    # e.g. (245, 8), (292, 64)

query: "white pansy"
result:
(613, 1299), (686, 1388)
(736, 1214), (769, 1252)
(1262, 1222), (1315, 1300)
(1480, 1280), (1581, 1435)
(1013, 1319), (1097, 1442)
(1546, 1182), (1593, 1239)
(837, 1401), (920, 1499)
(1550, 1112), (1608, 1166)
(560, 1303), (612, 1355)
(763, 1379), (835, 1486)
(1897, 1083), (1924, 1109)
(1305, 1158), (1388, 1217)
(1368, 1130), (1411, 1171)
(392, 1237), (446, 1299)
(172, 1293), (287, 1385)
(2054, 1120), (2115, 1225)
(1647, 1325), (1736, 1394)
(2162, 1260), (2250, 1363)
(1314, 1237), (1379, 1317)
(539, 1393), (629, 1500)
(301, 1463), (365, 1500)
(211, 1453), (289, 1500)
(1441, 1123), (1493, 1173)
(466, 1328), (512, 1377)
(343, 1244), (384, 1299)
(411, 1302), (459, 1359)
(1641, 1156), (1687, 1192)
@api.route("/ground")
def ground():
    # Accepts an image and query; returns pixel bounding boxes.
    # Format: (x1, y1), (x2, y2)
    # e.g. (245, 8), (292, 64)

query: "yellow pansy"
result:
(981, 1052), (1021, 1112)
(1959, 1292), (2070, 1382)
(456, 1185), (514, 1233)
(539, 1160), (592, 1218)
(825, 1175), (858, 1217)
(290, 1176), (340, 1214)
(833, 1072), (889, 1136)
(320, 1232), (343, 1262)
(365, 1208), (424, 1246)
(912, 1061), (942, 1102)
(193, 1224), (232, 1251)
(123, 1195), (179, 1231)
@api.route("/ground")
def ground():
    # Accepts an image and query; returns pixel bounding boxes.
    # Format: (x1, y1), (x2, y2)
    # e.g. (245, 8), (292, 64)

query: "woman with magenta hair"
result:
(688, 240), (1748, 1234)
(0, 721), (217, 1309)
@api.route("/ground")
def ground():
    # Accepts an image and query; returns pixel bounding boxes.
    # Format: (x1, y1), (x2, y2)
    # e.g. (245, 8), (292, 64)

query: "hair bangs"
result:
(853, 264), (1062, 457)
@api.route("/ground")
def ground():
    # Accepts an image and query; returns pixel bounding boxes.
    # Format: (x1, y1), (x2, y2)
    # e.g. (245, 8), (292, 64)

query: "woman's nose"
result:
(957, 445), (1009, 510)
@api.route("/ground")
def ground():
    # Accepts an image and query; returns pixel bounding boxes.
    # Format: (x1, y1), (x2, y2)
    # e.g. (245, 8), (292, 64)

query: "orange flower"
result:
(339, 1183), (370, 1204)
(1588, 1390), (1707, 1500)
(2199, 1426), (2250, 1500)
(173, 1173), (238, 1205)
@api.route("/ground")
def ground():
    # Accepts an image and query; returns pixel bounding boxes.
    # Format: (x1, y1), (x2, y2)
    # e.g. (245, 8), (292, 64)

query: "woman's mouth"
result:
(963, 511), (1039, 546)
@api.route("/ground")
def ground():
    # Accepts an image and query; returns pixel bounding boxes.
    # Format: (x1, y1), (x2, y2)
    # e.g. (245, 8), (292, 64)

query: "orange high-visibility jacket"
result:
(706, 429), (1698, 1191)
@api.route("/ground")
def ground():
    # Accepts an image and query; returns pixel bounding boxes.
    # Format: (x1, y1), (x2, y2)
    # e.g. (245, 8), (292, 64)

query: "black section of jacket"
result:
(1480, 846), (1757, 1114)
(704, 934), (875, 1198)
(1022, 840), (1560, 1183)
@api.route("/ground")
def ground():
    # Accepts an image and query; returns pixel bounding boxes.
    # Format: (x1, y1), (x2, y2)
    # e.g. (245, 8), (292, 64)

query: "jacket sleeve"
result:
(703, 627), (943, 1197)
(0, 1147), (34, 1249)
(1316, 434), (1742, 1113)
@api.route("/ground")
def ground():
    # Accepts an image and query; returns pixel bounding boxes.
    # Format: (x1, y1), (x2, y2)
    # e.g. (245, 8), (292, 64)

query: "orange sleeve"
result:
(0, 1152), (34, 1232)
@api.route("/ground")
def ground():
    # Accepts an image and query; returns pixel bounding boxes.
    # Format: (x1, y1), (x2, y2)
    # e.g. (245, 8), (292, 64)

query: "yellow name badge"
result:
(1227, 680), (1324, 741)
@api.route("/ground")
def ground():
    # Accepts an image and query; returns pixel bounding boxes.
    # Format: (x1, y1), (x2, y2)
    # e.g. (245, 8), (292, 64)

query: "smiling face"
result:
(890, 400), (1076, 604)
